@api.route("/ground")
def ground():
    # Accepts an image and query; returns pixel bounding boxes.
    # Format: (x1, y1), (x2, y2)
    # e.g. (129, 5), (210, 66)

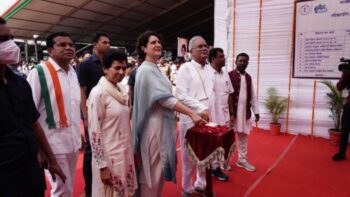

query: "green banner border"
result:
(3, 0), (32, 20)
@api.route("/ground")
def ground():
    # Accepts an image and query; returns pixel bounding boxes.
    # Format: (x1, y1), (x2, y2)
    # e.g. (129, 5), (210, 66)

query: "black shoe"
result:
(332, 153), (346, 161)
(212, 168), (229, 181)
(194, 188), (206, 197)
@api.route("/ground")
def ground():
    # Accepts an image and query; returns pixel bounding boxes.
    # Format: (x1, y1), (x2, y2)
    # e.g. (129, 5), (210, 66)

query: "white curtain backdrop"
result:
(214, 0), (340, 139)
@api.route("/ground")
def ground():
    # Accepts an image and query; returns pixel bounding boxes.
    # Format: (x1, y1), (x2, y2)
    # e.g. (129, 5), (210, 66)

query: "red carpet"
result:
(44, 129), (350, 197)
(161, 128), (295, 197)
(249, 135), (350, 197)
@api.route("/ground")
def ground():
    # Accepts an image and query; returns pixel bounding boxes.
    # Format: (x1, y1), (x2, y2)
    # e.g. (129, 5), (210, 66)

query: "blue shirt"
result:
(78, 53), (104, 97)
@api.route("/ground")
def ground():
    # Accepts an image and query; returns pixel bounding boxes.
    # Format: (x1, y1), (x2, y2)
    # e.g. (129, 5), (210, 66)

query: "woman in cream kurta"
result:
(88, 50), (137, 197)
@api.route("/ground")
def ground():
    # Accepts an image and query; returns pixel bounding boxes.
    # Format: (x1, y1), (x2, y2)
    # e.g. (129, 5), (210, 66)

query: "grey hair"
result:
(189, 36), (205, 51)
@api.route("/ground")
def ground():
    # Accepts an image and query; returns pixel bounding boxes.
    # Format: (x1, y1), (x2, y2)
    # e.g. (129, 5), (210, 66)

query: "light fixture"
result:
(33, 34), (39, 39)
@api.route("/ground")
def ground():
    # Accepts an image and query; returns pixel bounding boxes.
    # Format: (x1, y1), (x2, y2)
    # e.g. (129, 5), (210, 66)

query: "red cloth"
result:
(185, 125), (235, 165)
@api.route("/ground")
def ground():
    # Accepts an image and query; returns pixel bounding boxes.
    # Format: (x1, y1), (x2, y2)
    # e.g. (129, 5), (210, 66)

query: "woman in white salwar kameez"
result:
(132, 31), (205, 197)
(88, 49), (137, 197)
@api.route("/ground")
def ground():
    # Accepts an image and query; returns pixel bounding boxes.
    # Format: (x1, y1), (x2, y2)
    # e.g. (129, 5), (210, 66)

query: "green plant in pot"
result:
(264, 87), (287, 135)
(320, 80), (344, 146)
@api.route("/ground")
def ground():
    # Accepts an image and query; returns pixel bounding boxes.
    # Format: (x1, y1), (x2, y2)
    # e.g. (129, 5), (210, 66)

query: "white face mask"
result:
(0, 40), (20, 65)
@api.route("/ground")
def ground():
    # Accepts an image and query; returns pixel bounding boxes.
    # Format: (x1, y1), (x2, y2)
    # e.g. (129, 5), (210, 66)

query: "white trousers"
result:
(139, 134), (164, 197)
(46, 151), (79, 197)
(236, 132), (248, 162)
(180, 123), (206, 193)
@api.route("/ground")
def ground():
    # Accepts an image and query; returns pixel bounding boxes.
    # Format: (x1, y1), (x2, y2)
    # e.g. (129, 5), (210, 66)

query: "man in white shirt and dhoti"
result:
(27, 32), (82, 197)
(176, 36), (214, 196)
(208, 47), (234, 181)
(228, 53), (260, 172)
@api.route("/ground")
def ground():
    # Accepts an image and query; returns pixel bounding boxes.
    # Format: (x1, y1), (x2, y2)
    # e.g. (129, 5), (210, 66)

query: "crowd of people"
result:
(3, 10), (350, 196)
(1, 15), (293, 197)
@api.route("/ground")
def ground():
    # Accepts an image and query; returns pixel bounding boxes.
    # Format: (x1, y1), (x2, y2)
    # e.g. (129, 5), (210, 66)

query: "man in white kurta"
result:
(176, 36), (215, 196)
(228, 53), (259, 172)
(27, 33), (81, 197)
(209, 48), (234, 181)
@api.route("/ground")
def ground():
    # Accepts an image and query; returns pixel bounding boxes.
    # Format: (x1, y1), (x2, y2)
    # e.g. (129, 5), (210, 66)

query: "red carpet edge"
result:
(243, 134), (299, 197)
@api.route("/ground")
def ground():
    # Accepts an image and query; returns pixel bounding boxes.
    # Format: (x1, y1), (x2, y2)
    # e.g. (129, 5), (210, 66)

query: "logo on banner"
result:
(299, 5), (311, 15)
(314, 4), (327, 14)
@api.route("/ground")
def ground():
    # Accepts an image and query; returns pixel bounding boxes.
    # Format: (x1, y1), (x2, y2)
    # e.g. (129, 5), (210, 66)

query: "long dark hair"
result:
(136, 30), (163, 62)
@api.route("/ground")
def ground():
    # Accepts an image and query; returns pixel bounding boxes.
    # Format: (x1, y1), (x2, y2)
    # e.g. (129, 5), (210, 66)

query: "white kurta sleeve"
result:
(27, 68), (41, 108)
(176, 65), (208, 113)
(159, 97), (178, 110)
(88, 91), (108, 169)
(227, 74), (234, 94)
(250, 82), (259, 114)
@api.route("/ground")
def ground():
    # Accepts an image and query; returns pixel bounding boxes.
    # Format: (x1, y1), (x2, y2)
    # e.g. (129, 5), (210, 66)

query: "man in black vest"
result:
(228, 53), (260, 171)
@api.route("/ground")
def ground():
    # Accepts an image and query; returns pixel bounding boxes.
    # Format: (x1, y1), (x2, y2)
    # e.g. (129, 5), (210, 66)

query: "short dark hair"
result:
(181, 44), (186, 51)
(46, 32), (72, 49)
(136, 30), (163, 62)
(102, 49), (127, 69)
(208, 48), (224, 63)
(92, 32), (109, 43)
(236, 53), (249, 60)
(0, 17), (6, 25)
(126, 62), (135, 68)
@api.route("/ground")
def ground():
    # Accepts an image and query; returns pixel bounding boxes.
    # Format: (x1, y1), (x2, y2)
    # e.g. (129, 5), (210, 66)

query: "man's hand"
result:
(100, 167), (113, 185)
(37, 150), (48, 169)
(80, 134), (86, 151)
(48, 159), (66, 183)
(229, 115), (236, 127)
(83, 117), (88, 128)
(255, 114), (260, 122)
(200, 110), (210, 122)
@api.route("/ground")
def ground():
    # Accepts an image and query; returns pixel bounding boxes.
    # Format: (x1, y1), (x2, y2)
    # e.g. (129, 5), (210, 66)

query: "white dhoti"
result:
(233, 74), (259, 162)
(46, 151), (79, 197)
(180, 123), (206, 193)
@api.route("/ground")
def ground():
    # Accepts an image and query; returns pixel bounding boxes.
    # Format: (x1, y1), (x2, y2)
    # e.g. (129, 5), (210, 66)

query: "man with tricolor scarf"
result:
(27, 32), (82, 197)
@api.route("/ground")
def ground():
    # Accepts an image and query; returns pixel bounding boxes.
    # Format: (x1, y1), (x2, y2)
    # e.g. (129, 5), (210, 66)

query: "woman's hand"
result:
(200, 110), (210, 122)
(190, 112), (207, 126)
(100, 167), (113, 185)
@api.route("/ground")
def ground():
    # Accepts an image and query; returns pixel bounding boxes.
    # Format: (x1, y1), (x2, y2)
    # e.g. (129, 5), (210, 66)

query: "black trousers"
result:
(0, 156), (45, 197)
(339, 103), (350, 155)
(83, 126), (92, 197)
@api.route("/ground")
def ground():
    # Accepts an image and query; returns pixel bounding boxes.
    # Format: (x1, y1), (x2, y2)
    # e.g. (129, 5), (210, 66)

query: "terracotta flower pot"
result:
(328, 129), (341, 146)
(270, 123), (281, 136)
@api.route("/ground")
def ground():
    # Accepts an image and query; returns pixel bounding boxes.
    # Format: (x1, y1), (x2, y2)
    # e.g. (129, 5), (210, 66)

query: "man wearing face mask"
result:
(27, 32), (81, 197)
(0, 17), (65, 196)
(228, 53), (260, 172)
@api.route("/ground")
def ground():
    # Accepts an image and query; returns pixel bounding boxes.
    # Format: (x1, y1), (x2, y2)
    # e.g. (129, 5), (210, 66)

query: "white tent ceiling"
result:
(6, 0), (214, 49)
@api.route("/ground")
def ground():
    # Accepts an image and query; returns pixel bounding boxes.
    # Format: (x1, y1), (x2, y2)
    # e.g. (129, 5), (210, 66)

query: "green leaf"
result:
(264, 87), (287, 124)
